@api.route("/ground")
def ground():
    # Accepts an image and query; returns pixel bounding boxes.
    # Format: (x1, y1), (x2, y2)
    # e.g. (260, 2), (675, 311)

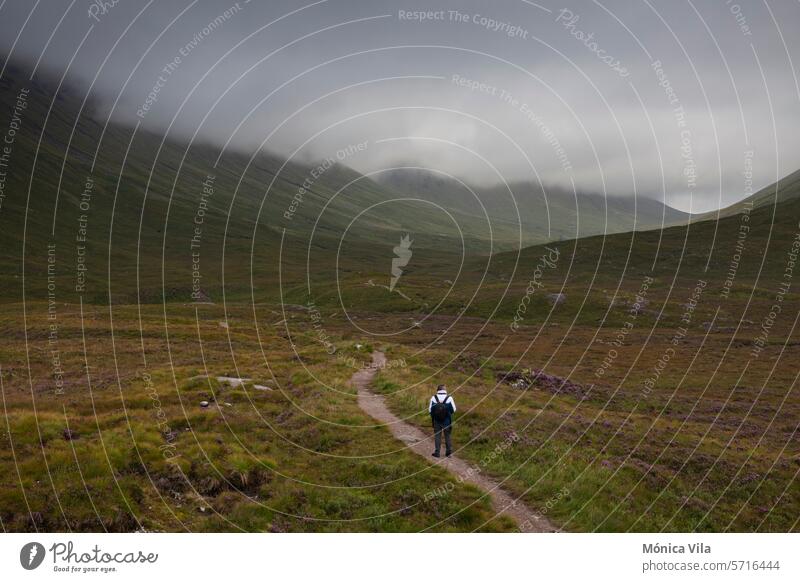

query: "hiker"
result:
(429, 385), (456, 457)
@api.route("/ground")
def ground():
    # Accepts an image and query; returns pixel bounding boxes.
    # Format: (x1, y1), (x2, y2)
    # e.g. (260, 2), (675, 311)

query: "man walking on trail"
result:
(429, 385), (456, 457)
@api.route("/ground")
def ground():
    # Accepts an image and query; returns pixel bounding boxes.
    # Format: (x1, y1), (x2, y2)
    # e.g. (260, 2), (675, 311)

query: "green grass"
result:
(0, 303), (515, 532)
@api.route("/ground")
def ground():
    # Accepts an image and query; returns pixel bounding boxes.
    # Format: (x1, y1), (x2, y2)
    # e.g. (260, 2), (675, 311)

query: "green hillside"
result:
(0, 62), (510, 305)
(699, 168), (800, 221)
(1, 60), (698, 309)
(378, 168), (691, 246)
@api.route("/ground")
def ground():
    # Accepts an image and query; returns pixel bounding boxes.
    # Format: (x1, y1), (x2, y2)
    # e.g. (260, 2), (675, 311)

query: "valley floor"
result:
(0, 300), (797, 532)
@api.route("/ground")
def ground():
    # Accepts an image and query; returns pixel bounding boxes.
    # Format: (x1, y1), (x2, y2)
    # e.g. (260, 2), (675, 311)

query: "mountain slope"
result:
(699, 168), (800, 220)
(377, 168), (691, 246)
(0, 61), (505, 303)
(321, 165), (800, 320)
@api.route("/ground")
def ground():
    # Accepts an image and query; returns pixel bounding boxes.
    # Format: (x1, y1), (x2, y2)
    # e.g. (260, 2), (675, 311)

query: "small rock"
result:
(218, 321), (229, 329)
(547, 292), (567, 306)
(253, 384), (273, 391)
(217, 376), (252, 387)
(200, 401), (210, 408)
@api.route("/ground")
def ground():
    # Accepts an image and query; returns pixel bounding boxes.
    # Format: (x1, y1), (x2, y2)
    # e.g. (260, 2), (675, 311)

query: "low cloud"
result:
(2, 0), (798, 212)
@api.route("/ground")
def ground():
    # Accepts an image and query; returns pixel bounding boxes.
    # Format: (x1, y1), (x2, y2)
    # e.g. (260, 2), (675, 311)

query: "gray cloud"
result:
(1, 0), (799, 212)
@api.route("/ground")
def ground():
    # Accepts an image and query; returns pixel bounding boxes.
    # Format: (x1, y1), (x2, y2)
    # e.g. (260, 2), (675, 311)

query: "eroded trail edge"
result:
(353, 351), (555, 532)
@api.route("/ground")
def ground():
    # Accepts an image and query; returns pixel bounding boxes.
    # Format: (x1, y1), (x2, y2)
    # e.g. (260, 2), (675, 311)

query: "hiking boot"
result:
(432, 452), (440, 458)
(445, 451), (452, 457)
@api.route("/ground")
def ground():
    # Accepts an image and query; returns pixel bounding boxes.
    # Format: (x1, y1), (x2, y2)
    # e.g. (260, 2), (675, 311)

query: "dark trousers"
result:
(433, 421), (452, 454)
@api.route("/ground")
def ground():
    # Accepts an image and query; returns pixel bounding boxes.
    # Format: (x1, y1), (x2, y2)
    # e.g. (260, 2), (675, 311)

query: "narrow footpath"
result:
(353, 351), (555, 532)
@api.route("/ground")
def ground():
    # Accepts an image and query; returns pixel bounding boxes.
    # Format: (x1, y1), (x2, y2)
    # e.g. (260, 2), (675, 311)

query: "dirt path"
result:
(353, 351), (555, 532)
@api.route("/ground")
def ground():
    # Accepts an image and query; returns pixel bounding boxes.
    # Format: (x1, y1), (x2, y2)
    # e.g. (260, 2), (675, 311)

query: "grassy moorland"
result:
(0, 301), (515, 532)
(370, 197), (800, 532)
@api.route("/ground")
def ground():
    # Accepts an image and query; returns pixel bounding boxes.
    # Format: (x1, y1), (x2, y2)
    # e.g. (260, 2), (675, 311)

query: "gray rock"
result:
(217, 376), (252, 387)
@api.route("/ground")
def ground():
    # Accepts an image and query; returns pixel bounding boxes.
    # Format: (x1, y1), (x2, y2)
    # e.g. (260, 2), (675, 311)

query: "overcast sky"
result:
(1, 0), (799, 212)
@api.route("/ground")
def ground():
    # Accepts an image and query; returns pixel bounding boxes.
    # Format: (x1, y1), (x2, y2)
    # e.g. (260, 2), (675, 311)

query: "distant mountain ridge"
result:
(0, 59), (521, 303)
(376, 168), (691, 246)
(0, 55), (796, 308)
